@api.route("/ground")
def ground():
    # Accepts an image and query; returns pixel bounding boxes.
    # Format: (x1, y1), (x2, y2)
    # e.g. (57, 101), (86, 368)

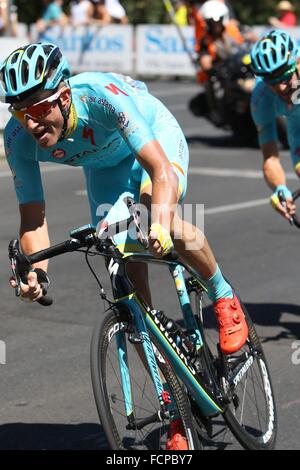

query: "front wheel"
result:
(90, 307), (201, 450)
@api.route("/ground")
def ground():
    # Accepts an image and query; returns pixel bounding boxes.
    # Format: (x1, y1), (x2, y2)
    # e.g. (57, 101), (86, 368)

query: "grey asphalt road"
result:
(0, 79), (299, 450)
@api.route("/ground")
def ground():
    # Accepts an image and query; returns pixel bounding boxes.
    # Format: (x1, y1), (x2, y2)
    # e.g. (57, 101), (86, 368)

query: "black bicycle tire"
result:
(90, 308), (201, 450)
(222, 301), (277, 450)
(189, 289), (277, 450)
(292, 189), (300, 228)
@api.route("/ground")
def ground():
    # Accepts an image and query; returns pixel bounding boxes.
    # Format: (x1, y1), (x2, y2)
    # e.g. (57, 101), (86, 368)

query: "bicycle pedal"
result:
(128, 332), (144, 344)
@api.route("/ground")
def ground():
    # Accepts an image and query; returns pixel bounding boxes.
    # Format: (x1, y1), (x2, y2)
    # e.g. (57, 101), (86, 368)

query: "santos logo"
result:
(43, 34), (125, 53)
(144, 27), (195, 54)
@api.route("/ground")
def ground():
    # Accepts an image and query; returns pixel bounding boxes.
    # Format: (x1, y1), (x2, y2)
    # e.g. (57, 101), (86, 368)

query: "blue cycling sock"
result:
(203, 265), (233, 302)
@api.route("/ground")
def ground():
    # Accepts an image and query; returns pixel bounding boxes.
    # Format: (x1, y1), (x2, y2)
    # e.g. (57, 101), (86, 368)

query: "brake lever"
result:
(125, 197), (150, 249)
(8, 239), (52, 306)
(278, 190), (294, 226)
(8, 239), (22, 297)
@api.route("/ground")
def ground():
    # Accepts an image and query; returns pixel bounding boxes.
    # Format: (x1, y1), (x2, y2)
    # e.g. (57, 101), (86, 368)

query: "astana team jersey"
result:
(251, 77), (300, 171)
(4, 72), (189, 252)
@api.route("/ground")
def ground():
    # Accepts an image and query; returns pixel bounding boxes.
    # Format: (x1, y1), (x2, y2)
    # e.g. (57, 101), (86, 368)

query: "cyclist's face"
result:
(269, 70), (299, 103)
(207, 19), (224, 37)
(11, 87), (71, 148)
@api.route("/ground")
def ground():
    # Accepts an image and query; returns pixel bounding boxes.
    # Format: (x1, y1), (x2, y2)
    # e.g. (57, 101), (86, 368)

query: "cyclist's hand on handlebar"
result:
(10, 269), (48, 302)
(149, 223), (174, 257)
(270, 185), (295, 222)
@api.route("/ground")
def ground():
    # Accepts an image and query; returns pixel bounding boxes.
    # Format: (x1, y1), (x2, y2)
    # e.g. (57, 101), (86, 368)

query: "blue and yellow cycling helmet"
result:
(0, 42), (70, 103)
(251, 30), (298, 79)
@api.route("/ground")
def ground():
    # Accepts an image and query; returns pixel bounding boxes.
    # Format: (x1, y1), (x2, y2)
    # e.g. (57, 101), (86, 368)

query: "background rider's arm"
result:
(261, 140), (287, 190)
(136, 140), (178, 231)
(19, 201), (50, 273)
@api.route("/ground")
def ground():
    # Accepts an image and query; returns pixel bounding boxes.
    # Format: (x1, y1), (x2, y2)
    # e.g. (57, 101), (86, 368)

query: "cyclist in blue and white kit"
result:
(1, 44), (249, 447)
(251, 29), (300, 220)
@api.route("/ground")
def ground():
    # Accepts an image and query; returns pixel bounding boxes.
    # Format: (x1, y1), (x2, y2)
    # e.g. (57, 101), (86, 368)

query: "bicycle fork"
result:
(115, 298), (176, 431)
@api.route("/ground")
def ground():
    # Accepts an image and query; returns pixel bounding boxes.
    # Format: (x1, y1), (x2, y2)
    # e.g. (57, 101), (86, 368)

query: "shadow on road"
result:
(180, 302), (300, 343)
(0, 422), (108, 450)
(244, 302), (300, 343)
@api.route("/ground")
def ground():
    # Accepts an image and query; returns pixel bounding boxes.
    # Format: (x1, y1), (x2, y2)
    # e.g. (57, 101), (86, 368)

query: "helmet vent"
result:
(264, 55), (270, 69)
(256, 55), (263, 70)
(9, 69), (17, 91)
(43, 44), (54, 56)
(21, 60), (29, 86)
(35, 56), (45, 80)
(0, 70), (7, 92)
(26, 46), (36, 59)
(11, 53), (19, 65)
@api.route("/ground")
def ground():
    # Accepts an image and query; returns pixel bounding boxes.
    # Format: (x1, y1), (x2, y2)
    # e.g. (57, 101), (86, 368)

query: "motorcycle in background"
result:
(189, 44), (288, 147)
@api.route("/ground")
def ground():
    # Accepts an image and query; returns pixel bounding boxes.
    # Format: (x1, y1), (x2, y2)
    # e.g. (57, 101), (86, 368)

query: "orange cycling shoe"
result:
(213, 294), (249, 355)
(166, 419), (188, 451)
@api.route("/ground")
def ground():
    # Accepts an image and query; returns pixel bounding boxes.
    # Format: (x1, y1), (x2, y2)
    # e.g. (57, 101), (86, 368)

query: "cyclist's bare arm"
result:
(137, 140), (178, 226)
(136, 140), (179, 256)
(262, 140), (295, 218)
(19, 201), (50, 269)
(10, 201), (50, 301)
(262, 141), (286, 189)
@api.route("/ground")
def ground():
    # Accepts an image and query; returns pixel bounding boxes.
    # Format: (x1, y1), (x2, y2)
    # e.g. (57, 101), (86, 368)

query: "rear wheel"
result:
(189, 289), (277, 450)
(90, 307), (201, 450)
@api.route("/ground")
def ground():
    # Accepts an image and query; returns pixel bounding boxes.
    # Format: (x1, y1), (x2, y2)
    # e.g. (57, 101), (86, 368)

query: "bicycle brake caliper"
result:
(161, 390), (172, 405)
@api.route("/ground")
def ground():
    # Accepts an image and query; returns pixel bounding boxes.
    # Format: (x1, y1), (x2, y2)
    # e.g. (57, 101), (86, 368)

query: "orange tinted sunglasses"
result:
(9, 87), (67, 122)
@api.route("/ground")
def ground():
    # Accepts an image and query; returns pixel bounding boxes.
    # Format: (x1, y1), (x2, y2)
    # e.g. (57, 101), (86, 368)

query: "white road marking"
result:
(74, 189), (269, 215)
(0, 164), (293, 216)
(204, 198), (269, 215)
(0, 164), (296, 181)
(168, 103), (188, 112)
(189, 166), (297, 180)
(0, 164), (75, 178)
(149, 85), (201, 97)
(75, 189), (87, 196)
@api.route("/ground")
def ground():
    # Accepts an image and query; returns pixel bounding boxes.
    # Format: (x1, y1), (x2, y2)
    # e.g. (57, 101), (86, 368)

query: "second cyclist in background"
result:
(250, 29), (300, 222)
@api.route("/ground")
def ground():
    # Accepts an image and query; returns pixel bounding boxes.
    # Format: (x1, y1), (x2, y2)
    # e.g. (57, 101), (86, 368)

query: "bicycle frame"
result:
(8, 214), (278, 450)
(105, 251), (225, 421)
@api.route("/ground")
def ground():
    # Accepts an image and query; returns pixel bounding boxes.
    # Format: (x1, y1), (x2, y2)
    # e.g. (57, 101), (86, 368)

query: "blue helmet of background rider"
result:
(250, 30), (298, 82)
(0, 42), (70, 104)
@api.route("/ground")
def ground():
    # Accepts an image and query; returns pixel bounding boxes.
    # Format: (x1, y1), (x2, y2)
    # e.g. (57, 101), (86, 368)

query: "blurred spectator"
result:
(70, 0), (93, 26)
(36, 0), (68, 33)
(269, 1), (297, 28)
(90, 0), (111, 24)
(174, 1), (189, 26)
(0, 1), (8, 35)
(105, 0), (128, 24)
(195, 1), (246, 83)
(189, 1), (237, 56)
(187, 0), (235, 24)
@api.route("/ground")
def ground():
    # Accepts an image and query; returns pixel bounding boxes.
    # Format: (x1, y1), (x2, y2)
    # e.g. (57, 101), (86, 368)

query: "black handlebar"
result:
(7, 197), (157, 307)
(28, 239), (83, 265)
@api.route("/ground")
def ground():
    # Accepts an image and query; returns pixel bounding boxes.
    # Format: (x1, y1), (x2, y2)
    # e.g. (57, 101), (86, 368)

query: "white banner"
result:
(0, 103), (9, 130)
(30, 25), (134, 74)
(252, 26), (300, 42)
(0, 38), (30, 62)
(136, 25), (195, 76)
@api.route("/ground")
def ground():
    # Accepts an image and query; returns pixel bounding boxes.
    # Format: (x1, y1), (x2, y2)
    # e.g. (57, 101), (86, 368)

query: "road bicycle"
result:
(8, 197), (277, 450)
